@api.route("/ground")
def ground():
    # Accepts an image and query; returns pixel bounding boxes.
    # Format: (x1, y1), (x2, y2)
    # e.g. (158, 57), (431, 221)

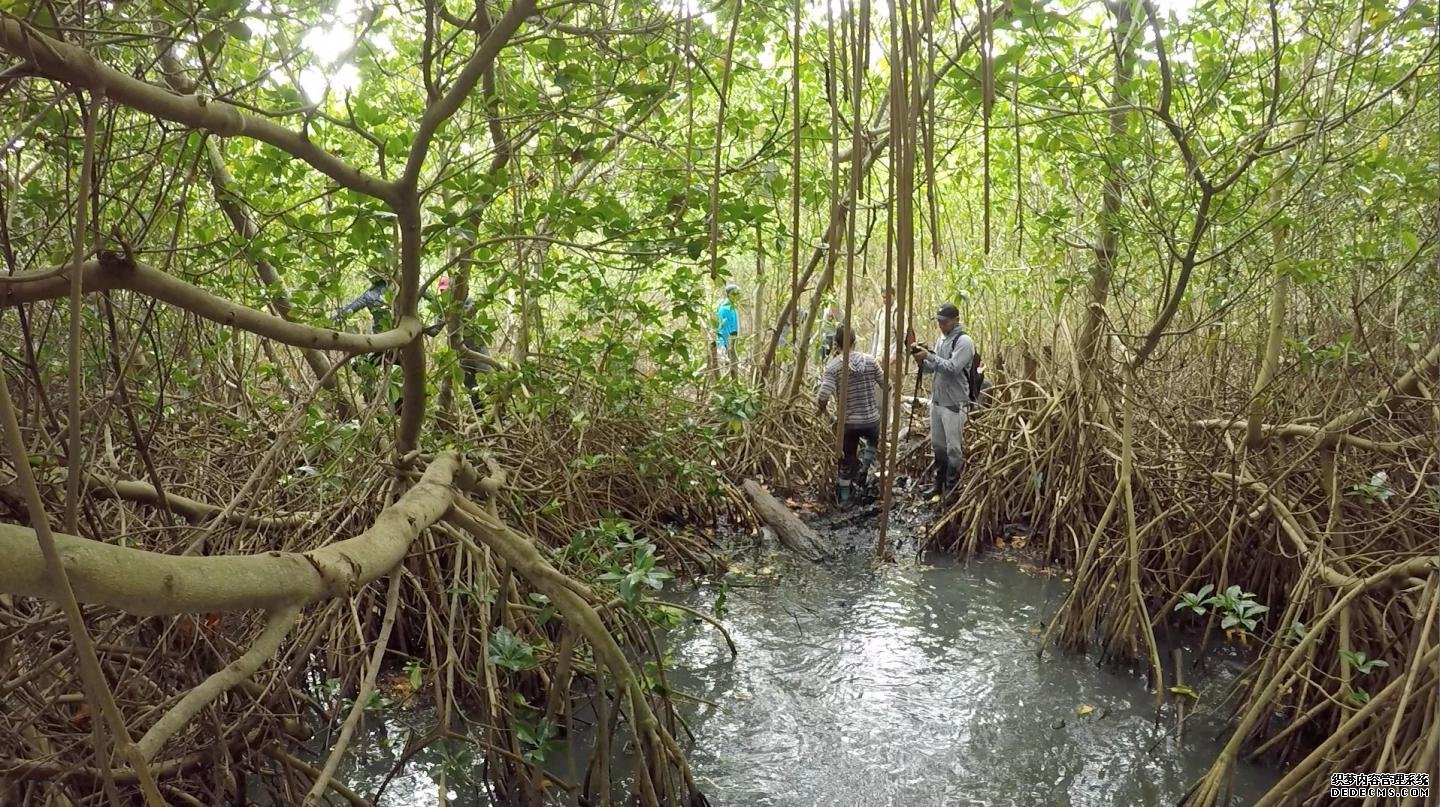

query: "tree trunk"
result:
(741, 480), (829, 560)
(1076, 0), (1136, 395)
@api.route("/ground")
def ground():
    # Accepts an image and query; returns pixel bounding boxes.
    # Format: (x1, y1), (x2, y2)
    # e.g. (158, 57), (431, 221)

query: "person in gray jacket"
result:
(909, 302), (976, 498)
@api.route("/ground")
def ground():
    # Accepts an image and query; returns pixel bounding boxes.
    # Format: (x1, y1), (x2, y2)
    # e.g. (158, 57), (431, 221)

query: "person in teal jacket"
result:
(715, 283), (741, 378)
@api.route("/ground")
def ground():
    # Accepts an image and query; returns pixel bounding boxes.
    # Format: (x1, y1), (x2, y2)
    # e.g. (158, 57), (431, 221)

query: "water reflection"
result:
(663, 549), (1274, 807)
(342, 539), (1276, 806)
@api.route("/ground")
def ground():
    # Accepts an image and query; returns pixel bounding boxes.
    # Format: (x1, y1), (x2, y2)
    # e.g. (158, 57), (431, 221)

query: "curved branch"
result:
(0, 256), (422, 355)
(1190, 419), (1421, 454)
(201, 136), (337, 381)
(459, 344), (509, 371)
(85, 472), (315, 528)
(445, 502), (701, 802)
(0, 16), (393, 202)
(0, 454), (464, 615)
(136, 605), (299, 761)
(303, 574), (399, 804)
(1139, 0), (1204, 186)
(1213, 471), (1438, 588)
(1316, 341), (1440, 444)
(0, 725), (266, 784)
(401, 0), (538, 188)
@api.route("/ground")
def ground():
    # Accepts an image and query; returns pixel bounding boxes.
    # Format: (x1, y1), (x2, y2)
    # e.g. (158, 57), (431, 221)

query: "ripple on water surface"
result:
(339, 539), (1277, 806)
(666, 550), (1274, 807)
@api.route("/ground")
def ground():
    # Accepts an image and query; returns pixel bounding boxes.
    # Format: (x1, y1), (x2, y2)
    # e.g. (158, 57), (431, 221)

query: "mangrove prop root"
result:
(929, 360), (1438, 806)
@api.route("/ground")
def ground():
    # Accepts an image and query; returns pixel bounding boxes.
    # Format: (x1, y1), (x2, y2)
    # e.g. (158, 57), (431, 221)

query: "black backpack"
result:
(957, 330), (986, 405)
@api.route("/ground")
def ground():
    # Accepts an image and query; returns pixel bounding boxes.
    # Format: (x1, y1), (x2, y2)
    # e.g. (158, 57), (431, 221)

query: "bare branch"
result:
(0, 454), (464, 615)
(1, 256), (423, 355)
(401, 0), (539, 189)
(0, 16), (393, 202)
(136, 606), (300, 761)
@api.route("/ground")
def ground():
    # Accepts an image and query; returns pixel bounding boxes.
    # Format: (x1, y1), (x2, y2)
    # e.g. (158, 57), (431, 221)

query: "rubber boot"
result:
(926, 451), (949, 499)
(857, 443), (877, 497)
(943, 457), (963, 502)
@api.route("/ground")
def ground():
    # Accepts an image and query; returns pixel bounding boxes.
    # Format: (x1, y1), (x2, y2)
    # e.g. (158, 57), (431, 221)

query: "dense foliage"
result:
(0, 0), (1435, 804)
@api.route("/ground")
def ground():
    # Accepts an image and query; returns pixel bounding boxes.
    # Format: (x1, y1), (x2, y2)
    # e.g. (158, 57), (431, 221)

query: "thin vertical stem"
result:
(708, 0), (745, 283)
(829, 0), (849, 448)
(979, 0), (993, 256)
(923, 0), (939, 259)
(1012, 63), (1023, 256)
(0, 355), (165, 805)
(877, 0), (918, 559)
(789, 0), (803, 382)
(65, 92), (101, 534)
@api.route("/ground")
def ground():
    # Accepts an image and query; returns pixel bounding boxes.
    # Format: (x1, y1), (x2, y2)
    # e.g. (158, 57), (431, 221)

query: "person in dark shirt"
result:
(332, 275), (400, 411)
(425, 276), (493, 415)
(333, 275), (392, 332)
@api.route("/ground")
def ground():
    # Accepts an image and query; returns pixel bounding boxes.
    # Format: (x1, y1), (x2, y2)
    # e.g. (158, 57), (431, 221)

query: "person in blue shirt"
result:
(715, 282), (741, 378)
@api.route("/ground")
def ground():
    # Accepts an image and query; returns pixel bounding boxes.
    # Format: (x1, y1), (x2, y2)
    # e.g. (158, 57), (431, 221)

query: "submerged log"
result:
(742, 479), (829, 561)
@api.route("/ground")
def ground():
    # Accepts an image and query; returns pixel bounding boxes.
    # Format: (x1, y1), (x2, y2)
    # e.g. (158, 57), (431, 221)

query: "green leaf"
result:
(200, 28), (227, 53)
(488, 627), (539, 671)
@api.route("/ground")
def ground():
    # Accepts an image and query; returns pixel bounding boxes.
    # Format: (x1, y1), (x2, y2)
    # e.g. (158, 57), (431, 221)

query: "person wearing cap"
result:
(715, 283), (741, 378)
(425, 276), (493, 415)
(816, 323), (884, 503)
(908, 302), (976, 498)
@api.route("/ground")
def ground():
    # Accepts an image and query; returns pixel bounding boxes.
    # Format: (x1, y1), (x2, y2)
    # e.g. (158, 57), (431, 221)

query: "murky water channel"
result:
(337, 516), (1277, 806)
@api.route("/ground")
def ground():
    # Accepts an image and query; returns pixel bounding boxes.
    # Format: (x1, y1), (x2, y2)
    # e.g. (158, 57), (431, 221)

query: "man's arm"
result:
(816, 360), (838, 411)
(921, 334), (974, 377)
(867, 358), (886, 395)
(915, 347), (933, 375)
(333, 288), (379, 320)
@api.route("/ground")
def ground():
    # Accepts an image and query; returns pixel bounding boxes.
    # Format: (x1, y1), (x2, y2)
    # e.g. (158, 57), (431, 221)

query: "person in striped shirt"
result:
(816, 324), (885, 488)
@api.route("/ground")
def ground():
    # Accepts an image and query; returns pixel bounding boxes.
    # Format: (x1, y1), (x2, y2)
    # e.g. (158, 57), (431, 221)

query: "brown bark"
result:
(741, 479), (829, 560)
(1, 256), (423, 355)
(0, 454), (465, 615)
(0, 18), (390, 201)
(84, 472), (314, 527)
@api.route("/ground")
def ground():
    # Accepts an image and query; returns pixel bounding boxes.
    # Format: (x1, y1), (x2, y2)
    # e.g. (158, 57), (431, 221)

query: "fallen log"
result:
(742, 479), (829, 561)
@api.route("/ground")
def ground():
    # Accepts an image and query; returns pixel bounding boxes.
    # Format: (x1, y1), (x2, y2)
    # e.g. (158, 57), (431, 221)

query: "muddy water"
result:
(340, 516), (1276, 806)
